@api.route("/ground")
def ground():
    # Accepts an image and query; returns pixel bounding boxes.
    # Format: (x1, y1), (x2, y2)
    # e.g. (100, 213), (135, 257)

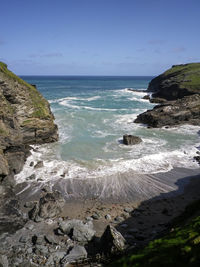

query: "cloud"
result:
(172, 46), (186, 53)
(29, 52), (63, 58)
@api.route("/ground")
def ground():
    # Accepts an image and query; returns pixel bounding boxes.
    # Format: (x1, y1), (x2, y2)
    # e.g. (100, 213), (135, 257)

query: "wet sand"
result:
(15, 167), (200, 243)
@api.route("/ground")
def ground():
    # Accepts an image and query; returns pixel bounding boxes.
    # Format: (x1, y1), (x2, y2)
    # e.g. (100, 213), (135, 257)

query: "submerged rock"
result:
(123, 134), (142, 145)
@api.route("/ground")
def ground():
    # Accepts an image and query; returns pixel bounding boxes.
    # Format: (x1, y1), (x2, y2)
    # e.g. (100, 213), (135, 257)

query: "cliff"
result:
(0, 62), (58, 182)
(135, 63), (200, 127)
(148, 63), (200, 100)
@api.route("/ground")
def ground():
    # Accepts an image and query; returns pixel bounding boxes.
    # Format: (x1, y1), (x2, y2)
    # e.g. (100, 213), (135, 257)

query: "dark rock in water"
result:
(34, 160), (44, 169)
(135, 94), (200, 127)
(61, 245), (87, 264)
(142, 94), (150, 100)
(26, 173), (36, 180)
(100, 225), (126, 256)
(123, 134), (142, 145)
(149, 97), (167, 103)
(194, 155), (200, 165)
(29, 190), (65, 221)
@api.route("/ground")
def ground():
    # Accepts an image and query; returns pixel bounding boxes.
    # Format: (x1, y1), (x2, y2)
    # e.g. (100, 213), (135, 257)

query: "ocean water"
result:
(15, 76), (200, 199)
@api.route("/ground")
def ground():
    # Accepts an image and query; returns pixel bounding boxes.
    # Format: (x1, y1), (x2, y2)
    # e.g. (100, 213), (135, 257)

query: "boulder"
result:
(135, 94), (200, 127)
(61, 245), (87, 265)
(100, 225), (126, 256)
(123, 134), (142, 145)
(59, 219), (95, 243)
(29, 190), (64, 221)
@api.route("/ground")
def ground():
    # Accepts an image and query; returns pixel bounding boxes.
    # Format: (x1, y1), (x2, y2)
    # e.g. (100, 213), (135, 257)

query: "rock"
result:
(61, 245), (87, 264)
(34, 161), (44, 169)
(123, 134), (142, 145)
(0, 62), (58, 236)
(92, 213), (101, 220)
(100, 225), (126, 256)
(32, 234), (44, 245)
(29, 161), (34, 167)
(52, 251), (66, 263)
(44, 234), (58, 245)
(105, 214), (112, 220)
(19, 235), (29, 243)
(26, 173), (36, 180)
(29, 190), (65, 221)
(24, 201), (35, 209)
(59, 219), (95, 243)
(142, 94), (150, 100)
(135, 94), (200, 127)
(149, 97), (167, 103)
(124, 207), (133, 213)
(148, 63), (200, 101)
(114, 216), (124, 223)
(194, 155), (200, 165)
(0, 255), (8, 267)
(135, 63), (200, 127)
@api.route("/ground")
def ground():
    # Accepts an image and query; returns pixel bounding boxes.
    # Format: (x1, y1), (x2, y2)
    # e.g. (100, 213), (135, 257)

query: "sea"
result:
(15, 76), (200, 201)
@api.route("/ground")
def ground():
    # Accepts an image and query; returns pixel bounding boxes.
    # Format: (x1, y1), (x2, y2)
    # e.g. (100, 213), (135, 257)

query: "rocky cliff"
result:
(0, 62), (58, 182)
(148, 63), (200, 100)
(135, 63), (200, 127)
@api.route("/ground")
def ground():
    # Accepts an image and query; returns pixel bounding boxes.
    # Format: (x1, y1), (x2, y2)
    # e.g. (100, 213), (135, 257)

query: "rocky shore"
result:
(0, 62), (200, 266)
(134, 63), (200, 128)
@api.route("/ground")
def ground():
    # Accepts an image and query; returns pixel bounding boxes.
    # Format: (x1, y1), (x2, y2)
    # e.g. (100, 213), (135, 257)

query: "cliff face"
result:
(135, 63), (200, 127)
(0, 62), (58, 182)
(148, 63), (200, 100)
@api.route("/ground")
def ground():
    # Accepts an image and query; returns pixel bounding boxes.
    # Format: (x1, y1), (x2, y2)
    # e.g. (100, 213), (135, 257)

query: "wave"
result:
(14, 141), (199, 186)
(49, 95), (101, 104)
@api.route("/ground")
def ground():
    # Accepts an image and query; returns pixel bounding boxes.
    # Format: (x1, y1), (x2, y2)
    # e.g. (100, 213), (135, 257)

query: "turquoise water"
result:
(16, 76), (200, 185)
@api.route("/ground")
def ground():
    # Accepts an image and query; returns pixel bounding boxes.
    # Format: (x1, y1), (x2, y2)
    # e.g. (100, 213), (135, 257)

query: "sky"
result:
(0, 0), (200, 75)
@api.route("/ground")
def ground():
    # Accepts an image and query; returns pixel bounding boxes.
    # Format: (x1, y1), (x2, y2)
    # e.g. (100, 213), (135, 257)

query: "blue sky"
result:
(0, 0), (200, 75)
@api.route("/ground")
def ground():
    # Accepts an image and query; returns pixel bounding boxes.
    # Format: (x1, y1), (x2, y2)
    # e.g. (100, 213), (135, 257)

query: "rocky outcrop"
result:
(123, 134), (142, 145)
(148, 63), (200, 101)
(135, 63), (200, 127)
(135, 94), (200, 127)
(0, 62), (58, 182)
(0, 62), (58, 234)
(29, 191), (65, 222)
(100, 225), (126, 256)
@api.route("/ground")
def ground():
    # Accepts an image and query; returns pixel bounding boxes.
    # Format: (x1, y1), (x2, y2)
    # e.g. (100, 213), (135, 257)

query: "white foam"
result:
(14, 141), (200, 185)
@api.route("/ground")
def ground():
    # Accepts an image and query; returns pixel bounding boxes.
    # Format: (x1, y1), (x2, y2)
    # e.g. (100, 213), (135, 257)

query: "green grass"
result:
(110, 200), (200, 267)
(0, 61), (51, 119)
(162, 63), (200, 92)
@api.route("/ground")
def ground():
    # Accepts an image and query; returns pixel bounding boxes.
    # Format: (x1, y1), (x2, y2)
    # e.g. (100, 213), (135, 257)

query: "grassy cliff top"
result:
(0, 61), (51, 119)
(148, 62), (200, 94)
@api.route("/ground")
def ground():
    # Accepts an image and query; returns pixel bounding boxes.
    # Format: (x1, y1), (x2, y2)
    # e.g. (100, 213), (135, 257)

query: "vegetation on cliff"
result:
(135, 63), (200, 127)
(110, 200), (200, 267)
(0, 62), (58, 180)
(148, 63), (200, 100)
